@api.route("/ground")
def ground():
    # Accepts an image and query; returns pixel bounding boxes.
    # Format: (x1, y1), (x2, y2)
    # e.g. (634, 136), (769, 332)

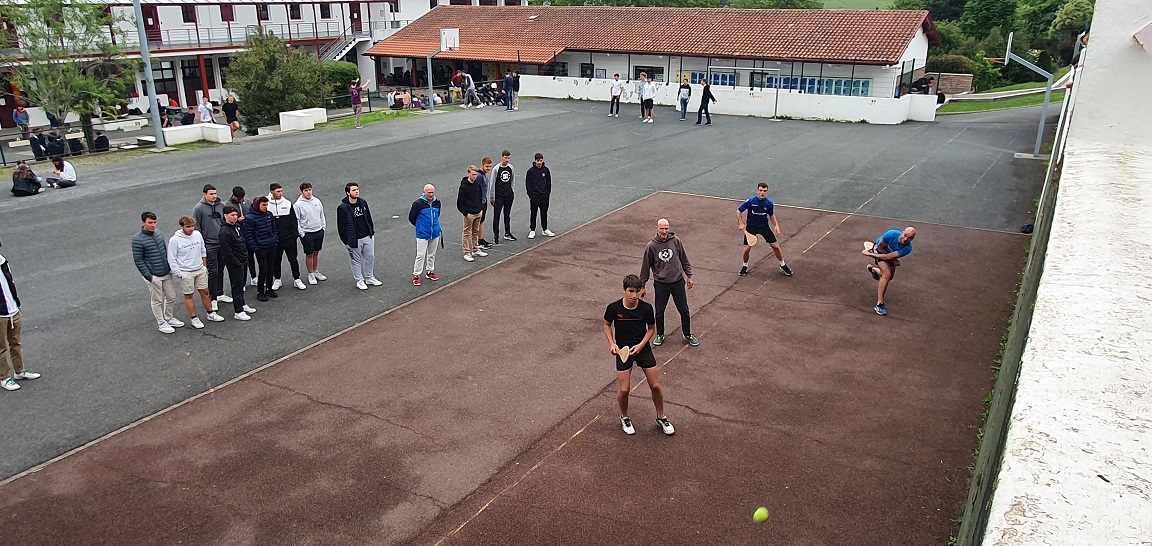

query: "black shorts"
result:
(642, 98), (654, 109)
(480, 206), (487, 222)
(743, 225), (777, 245)
(615, 345), (657, 372)
(301, 230), (325, 254)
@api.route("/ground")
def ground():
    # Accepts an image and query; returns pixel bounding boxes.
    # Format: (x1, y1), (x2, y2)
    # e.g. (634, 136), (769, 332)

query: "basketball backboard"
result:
(1004, 32), (1013, 66)
(441, 28), (459, 51)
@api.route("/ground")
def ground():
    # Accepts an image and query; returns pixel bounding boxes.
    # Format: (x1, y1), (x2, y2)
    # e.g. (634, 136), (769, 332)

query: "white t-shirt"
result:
(610, 79), (626, 97)
(198, 102), (213, 122)
(641, 81), (657, 100)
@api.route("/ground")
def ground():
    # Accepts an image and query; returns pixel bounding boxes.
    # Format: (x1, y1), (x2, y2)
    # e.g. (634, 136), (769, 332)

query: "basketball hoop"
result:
(440, 28), (459, 52)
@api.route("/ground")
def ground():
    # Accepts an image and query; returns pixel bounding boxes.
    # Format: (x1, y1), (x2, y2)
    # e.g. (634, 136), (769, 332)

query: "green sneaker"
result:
(651, 334), (665, 347)
(685, 334), (700, 347)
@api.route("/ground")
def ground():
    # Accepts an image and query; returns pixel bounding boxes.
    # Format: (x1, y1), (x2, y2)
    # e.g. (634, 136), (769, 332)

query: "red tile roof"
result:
(365, 6), (939, 65)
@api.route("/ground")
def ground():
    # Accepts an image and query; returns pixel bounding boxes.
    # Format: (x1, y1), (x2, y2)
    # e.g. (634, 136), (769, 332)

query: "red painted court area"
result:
(0, 192), (1025, 545)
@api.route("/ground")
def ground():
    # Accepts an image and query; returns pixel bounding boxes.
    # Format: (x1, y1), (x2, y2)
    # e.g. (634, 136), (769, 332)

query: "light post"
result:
(132, 0), (167, 149)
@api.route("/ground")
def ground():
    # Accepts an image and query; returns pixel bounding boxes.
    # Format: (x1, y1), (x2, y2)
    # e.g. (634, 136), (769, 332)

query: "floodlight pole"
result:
(1005, 32), (1053, 158)
(132, 0), (166, 149)
(426, 49), (440, 112)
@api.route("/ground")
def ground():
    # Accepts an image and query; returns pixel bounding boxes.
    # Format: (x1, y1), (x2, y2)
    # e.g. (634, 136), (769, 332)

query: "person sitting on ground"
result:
(10, 162), (45, 197)
(181, 106), (196, 126)
(432, 93), (444, 106)
(45, 155), (77, 188)
(389, 91), (405, 110)
(413, 95), (425, 109)
(93, 131), (110, 153)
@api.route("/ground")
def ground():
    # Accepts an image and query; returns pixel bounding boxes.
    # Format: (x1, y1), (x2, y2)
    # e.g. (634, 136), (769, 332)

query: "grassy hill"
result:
(823, 0), (888, 9)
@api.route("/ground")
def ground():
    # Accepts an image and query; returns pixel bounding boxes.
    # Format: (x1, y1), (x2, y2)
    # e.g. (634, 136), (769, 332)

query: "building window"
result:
(688, 71), (707, 84)
(220, 5), (234, 22)
(146, 61), (179, 101)
(289, 5), (302, 19)
(218, 57), (231, 87)
(710, 73), (737, 86)
(181, 6), (196, 24)
(543, 62), (568, 77)
(257, 5), (270, 21)
(319, 4), (332, 18)
(579, 63), (594, 79)
(632, 66), (663, 82)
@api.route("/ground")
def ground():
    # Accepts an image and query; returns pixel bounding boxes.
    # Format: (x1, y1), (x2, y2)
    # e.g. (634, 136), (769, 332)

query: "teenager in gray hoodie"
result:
(639, 218), (698, 347)
(192, 184), (227, 308)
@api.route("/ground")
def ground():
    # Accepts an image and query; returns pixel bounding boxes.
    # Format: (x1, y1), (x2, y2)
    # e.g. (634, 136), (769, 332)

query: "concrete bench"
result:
(296, 108), (328, 125)
(160, 124), (233, 145)
(94, 118), (149, 132)
(278, 111), (316, 131)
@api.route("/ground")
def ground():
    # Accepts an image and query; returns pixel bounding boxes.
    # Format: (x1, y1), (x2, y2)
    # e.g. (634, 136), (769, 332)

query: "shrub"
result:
(926, 54), (980, 74)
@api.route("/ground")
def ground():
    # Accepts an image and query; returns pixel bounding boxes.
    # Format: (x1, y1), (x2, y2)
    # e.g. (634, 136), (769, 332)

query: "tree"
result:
(887, 0), (926, 10)
(0, 0), (136, 151)
(223, 31), (325, 135)
(1048, 0), (1092, 38)
(933, 20), (967, 53)
(960, 0), (1018, 39)
(925, 0), (968, 21)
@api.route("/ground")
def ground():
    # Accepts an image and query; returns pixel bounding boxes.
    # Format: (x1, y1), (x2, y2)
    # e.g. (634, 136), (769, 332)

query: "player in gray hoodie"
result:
(639, 218), (698, 347)
(192, 184), (227, 308)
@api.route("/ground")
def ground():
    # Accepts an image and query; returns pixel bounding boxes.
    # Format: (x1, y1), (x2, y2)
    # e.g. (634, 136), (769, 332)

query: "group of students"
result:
(9, 157), (78, 196)
(606, 72), (718, 125)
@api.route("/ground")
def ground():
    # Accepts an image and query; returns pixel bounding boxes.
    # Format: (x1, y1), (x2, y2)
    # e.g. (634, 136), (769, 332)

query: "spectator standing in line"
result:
(267, 183), (305, 291)
(336, 183), (381, 290)
(295, 182), (327, 285)
(490, 150), (517, 244)
(640, 218), (699, 347)
(192, 184), (229, 310)
(678, 77), (692, 121)
(457, 165), (487, 262)
(512, 70), (520, 110)
(197, 96), (217, 124)
(218, 205), (258, 321)
(45, 155), (76, 188)
(12, 106), (30, 139)
(408, 184), (443, 286)
(641, 74), (657, 123)
(503, 70), (515, 112)
(609, 73), (625, 117)
(450, 70), (463, 103)
(525, 152), (555, 239)
(635, 72), (648, 119)
(168, 216), (225, 328)
(132, 212), (182, 334)
(221, 95), (241, 138)
(477, 157), (493, 249)
(350, 77), (371, 129)
(227, 186), (258, 287)
(695, 80), (716, 126)
(244, 196), (279, 302)
(0, 239), (42, 392)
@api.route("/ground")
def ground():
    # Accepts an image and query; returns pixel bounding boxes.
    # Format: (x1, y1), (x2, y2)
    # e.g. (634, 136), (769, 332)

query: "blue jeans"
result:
(505, 89), (514, 109)
(680, 99), (688, 119)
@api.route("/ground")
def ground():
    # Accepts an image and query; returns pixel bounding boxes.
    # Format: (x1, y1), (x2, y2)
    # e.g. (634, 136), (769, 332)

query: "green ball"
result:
(753, 506), (769, 524)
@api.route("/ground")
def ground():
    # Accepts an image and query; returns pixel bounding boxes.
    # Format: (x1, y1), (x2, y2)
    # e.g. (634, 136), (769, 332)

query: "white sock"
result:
(780, 260), (787, 266)
(742, 262), (748, 267)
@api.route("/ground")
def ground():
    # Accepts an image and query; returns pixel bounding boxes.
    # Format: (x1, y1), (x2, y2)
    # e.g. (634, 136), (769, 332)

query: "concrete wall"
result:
(970, 0), (1152, 544)
(522, 75), (934, 124)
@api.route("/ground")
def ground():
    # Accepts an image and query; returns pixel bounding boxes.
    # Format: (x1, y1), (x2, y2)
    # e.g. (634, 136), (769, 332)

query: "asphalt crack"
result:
(256, 379), (441, 445)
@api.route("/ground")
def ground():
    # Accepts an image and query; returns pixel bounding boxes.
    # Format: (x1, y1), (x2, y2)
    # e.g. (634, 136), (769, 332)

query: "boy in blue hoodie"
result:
(408, 184), (443, 286)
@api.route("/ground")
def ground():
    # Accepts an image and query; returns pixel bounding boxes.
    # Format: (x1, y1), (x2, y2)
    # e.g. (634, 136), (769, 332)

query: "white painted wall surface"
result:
(982, 0), (1152, 544)
(522, 75), (920, 124)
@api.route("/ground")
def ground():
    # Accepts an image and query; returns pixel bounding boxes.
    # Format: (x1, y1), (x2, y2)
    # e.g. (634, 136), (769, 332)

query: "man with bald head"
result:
(409, 183), (443, 286)
(640, 218), (698, 347)
(863, 226), (916, 316)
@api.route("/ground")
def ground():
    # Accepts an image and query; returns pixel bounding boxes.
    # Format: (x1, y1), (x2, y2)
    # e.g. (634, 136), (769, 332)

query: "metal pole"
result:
(132, 0), (166, 149)
(426, 50), (439, 112)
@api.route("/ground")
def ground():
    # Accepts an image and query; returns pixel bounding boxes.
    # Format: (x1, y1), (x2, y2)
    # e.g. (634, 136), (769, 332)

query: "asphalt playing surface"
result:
(0, 99), (1048, 543)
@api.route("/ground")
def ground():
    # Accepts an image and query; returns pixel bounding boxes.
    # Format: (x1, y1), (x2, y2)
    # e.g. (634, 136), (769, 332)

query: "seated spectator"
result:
(65, 127), (85, 156)
(29, 127), (48, 161)
(45, 155), (77, 188)
(93, 131), (110, 153)
(160, 111), (172, 128)
(181, 107), (196, 125)
(432, 93), (444, 106)
(169, 97), (179, 107)
(412, 95), (424, 109)
(44, 129), (65, 157)
(10, 161), (45, 197)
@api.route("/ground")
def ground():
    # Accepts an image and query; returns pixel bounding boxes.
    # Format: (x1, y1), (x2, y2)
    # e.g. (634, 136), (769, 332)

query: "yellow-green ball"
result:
(753, 507), (770, 524)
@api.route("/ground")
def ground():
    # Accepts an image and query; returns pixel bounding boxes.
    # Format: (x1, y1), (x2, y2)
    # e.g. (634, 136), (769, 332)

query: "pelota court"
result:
(0, 189), (1025, 545)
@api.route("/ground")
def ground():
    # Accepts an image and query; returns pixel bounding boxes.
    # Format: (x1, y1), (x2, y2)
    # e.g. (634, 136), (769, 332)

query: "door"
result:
(348, 3), (362, 33)
(142, 5), (161, 44)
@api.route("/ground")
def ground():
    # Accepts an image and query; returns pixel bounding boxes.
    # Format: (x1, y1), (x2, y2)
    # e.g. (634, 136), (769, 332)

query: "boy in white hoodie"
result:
(294, 182), (327, 284)
(168, 216), (224, 328)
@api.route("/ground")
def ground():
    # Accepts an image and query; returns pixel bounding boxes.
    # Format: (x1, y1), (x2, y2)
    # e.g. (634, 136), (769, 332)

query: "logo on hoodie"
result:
(658, 249), (673, 263)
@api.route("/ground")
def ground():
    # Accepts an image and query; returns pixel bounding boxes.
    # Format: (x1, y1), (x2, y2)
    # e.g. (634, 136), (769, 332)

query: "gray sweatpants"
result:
(347, 236), (376, 282)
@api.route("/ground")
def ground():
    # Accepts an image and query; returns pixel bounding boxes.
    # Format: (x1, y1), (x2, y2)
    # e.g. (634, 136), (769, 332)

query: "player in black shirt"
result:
(602, 274), (675, 436)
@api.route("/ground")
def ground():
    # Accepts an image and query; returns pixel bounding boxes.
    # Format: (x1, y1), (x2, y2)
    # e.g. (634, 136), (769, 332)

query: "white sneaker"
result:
(474, 250), (489, 257)
(366, 278), (383, 286)
(217, 294), (233, 303)
(206, 312), (225, 322)
(463, 254), (475, 262)
(1, 378), (19, 391)
(614, 113), (619, 117)
(356, 280), (368, 290)
(314, 272), (327, 281)
(166, 318), (185, 328)
(190, 317), (205, 329)
(307, 274), (317, 285)
(242, 305), (257, 313)
(271, 278), (282, 290)
(294, 279), (307, 290)
(513, 107), (518, 111)
(233, 311), (252, 321)
(528, 230), (536, 239)
(543, 229), (556, 237)
(250, 277), (258, 286)
(477, 104), (485, 109)
(158, 322), (176, 334)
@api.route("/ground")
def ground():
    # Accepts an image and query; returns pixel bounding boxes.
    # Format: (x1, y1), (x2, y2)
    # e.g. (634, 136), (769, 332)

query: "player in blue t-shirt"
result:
(863, 226), (916, 316)
(736, 182), (792, 277)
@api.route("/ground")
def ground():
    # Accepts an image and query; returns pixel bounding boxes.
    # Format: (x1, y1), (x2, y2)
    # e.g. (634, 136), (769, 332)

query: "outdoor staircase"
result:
(319, 34), (369, 62)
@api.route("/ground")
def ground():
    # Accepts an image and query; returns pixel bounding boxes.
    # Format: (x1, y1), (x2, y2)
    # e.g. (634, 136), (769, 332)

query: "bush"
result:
(926, 54), (980, 74)
(322, 61), (361, 96)
(972, 54), (1003, 91)
(223, 32), (325, 134)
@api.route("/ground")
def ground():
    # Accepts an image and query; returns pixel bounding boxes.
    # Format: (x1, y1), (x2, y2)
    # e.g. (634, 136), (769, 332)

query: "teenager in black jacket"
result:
(696, 82), (717, 126)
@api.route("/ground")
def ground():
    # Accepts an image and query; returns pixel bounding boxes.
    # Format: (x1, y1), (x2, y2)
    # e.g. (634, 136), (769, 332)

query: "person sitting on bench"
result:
(93, 131), (110, 153)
